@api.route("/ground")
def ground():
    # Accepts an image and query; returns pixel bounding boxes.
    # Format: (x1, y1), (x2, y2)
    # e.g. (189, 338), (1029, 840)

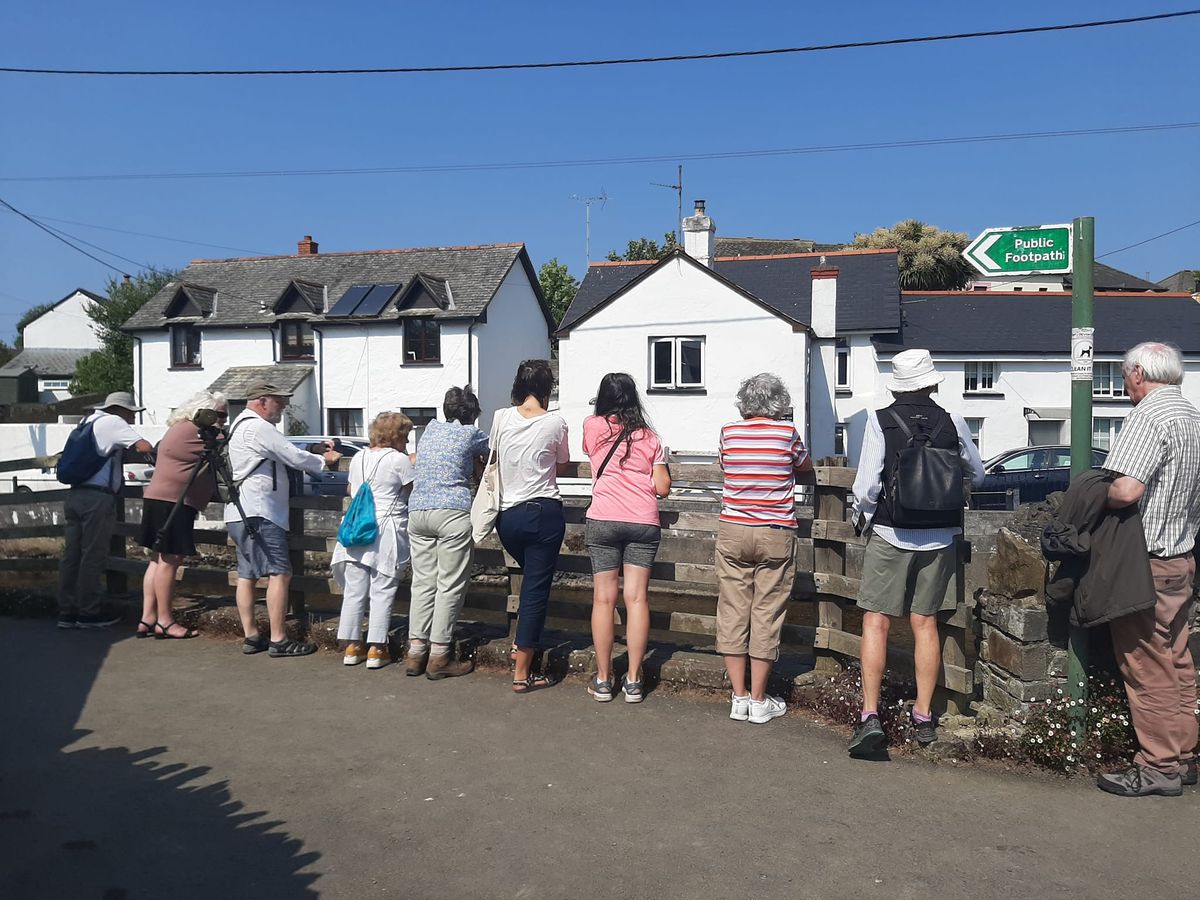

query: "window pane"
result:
(835, 341), (849, 387)
(964, 362), (978, 392)
(980, 362), (994, 390)
(652, 341), (673, 385)
(678, 340), (703, 385)
(1000, 452), (1036, 471)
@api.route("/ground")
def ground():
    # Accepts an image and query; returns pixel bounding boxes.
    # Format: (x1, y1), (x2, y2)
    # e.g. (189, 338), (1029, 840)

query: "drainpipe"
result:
(131, 334), (144, 425)
(467, 318), (477, 394)
(310, 323), (326, 434)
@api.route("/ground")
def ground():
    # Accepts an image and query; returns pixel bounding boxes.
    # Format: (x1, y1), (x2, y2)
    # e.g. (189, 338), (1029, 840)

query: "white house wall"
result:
(473, 264), (552, 428)
(558, 257), (809, 459)
(23, 292), (101, 350)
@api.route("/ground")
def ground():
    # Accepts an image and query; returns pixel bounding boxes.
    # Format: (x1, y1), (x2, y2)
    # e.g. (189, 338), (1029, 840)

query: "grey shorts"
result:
(227, 517), (292, 579)
(585, 518), (661, 573)
(856, 534), (957, 617)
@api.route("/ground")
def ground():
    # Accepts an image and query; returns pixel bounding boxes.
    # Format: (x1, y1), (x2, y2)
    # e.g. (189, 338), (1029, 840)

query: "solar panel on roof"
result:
(326, 284), (372, 317)
(353, 283), (400, 318)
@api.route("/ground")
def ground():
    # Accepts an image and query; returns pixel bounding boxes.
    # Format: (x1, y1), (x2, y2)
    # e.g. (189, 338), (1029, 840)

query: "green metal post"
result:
(1067, 216), (1094, 747)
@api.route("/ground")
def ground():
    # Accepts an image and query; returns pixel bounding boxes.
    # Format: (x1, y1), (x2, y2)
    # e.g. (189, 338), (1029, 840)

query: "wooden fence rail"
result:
(0, 455), (975, 712)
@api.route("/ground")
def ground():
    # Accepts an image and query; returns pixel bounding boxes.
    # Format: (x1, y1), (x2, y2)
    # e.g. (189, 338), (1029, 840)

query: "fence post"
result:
(289, 502), (308, 637)
(812, 469), (848, 674)
(106, 494), (129, 597)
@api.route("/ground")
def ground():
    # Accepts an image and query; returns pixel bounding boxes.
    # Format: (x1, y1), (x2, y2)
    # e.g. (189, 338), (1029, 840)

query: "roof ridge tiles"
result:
(190, 241), (525, 264)
(901, 290), (1196, 298)
(587, 247), (897, 267)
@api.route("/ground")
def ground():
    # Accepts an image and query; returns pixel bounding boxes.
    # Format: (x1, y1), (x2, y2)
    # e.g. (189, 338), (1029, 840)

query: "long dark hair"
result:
(593, 372), (651, 463)
(510, 359), (554, 409)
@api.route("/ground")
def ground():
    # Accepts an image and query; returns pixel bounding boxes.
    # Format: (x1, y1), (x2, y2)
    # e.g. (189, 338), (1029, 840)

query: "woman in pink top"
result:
(582, 373), (672, 703)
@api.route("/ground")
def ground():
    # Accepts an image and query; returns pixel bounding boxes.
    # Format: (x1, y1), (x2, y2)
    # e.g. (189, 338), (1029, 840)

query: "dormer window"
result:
(404, 319), (440, 364)
(163, 283), (215, 319)
(273, 280), (324, 315)
(280, 321), (314, 360)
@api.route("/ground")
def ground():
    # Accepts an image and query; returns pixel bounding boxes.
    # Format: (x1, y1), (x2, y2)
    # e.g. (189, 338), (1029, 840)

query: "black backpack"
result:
(884, 409), (963, 528)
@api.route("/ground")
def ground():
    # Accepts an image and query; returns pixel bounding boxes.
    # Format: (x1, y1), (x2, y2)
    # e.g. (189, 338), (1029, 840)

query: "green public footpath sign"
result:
(963, 224), (1073, 276)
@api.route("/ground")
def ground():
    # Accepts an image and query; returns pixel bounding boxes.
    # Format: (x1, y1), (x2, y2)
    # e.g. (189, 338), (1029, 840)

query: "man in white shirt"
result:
(225, 380), (341, 658)
(59, 392), (154, 629)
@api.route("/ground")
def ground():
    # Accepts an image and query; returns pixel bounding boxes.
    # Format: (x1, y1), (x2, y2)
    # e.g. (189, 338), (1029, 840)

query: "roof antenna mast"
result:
(571, 190), (608, 264)
(652, 164), (683, 244)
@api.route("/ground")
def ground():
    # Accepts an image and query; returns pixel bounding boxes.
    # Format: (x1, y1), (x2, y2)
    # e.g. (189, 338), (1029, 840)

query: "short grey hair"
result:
(735, 373), (792, 419)
(168, 390), (228, 425)
(1123, 342), (1183, 385)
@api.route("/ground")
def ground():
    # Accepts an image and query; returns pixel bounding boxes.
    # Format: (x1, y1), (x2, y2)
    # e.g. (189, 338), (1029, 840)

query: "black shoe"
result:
(849, 714), (886, 755)
(77, 609), (122, 630)
(268, 639), (317, 658)
(1183, 760), (1198, 787)
(56, 613), (78, 630)
(910, 711), (938, 746)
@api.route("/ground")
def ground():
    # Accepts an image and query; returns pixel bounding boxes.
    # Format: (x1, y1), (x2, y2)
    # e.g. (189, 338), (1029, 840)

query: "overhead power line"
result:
(3, 122), (1196, 184)
(0, 196), (130, 276)
(1, 10), (1196, 76)
(1097, 217), (1200, 259)
(0, 210), (269, 255)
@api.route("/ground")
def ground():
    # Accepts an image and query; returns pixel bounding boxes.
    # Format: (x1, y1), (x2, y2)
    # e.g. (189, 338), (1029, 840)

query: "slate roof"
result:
(715, 237), (847, 257)
(872, 292), (1200, 355)
(0, 348), (94, 378)
(558, 248), (901, 335)
(124, 243), (549, 330)
(1157, 270), (1199, 293)
(1064, 262), (1166, 292)
(206, 364), (314, 400)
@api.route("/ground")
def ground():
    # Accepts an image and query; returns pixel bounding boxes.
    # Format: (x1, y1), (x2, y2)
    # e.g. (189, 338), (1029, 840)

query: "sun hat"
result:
(94, 391), (145, 412)
(885, 349), (944, 393)
(244, 379), (293, 401)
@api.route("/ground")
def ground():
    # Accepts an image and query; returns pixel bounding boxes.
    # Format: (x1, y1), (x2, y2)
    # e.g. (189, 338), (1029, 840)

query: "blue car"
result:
(971, 445), (1109, 510)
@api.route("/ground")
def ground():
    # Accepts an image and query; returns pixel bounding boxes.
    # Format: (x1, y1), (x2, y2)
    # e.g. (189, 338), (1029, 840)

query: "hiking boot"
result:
(366, 646), (389, 670)
(1183, 760), (1198, 787)
(748, 695), (787, 725)
(1097, 765), (1182, 798)
(621, 674), (644, 704)
(57, 613), (78, 630)
(729, 693), (750, 721)
(588, 676), (614, 702)
(403, 647), (429, 676)
(426, 651), (473, 680)
(343, 642), (364, 666)
(77, 608), (122, 630)
(910, 711), (938, 746)
(849, 714), (886, 755)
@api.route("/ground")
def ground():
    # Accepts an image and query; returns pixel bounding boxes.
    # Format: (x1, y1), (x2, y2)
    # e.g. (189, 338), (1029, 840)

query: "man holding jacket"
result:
(1097, 342), (1200, 798)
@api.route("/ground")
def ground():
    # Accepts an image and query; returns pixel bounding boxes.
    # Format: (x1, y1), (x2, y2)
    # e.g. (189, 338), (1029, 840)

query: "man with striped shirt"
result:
(1097, 342), (1200, 798)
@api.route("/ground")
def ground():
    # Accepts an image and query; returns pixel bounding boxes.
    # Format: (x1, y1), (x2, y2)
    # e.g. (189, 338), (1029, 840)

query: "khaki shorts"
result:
(856, 534), (958, 617)
(714, 520), (796, 661)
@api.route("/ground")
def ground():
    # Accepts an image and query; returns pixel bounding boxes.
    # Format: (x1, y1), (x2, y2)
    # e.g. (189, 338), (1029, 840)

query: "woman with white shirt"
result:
(332, 412), (415, 669)
(492, 359), (570, 693)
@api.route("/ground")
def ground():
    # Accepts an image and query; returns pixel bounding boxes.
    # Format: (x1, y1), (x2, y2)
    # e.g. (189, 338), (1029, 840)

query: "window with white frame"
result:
(834, 423), (848, 456)
(649, 336), (705, 390)
(170, 324), (202, 368)
(835, 339), (850, 390)
(1092, 417), (1124, 451)
(965, 417), (984, 449)
(40, 379), (70, 390)
(963, 361), (997, 393)
(1092, 361), (1127, 398)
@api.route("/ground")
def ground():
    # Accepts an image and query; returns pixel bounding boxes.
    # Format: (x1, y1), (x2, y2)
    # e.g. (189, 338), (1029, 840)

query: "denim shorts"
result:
(227, 517), (291, 579)
(585, 518), (662, 573)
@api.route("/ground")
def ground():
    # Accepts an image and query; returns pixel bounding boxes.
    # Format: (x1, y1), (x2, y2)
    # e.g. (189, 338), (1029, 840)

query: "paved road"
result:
(1, 619), (1194, 900)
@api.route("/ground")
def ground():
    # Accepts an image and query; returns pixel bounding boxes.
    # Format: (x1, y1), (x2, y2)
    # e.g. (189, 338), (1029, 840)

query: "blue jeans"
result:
(497, 498), (565, 648)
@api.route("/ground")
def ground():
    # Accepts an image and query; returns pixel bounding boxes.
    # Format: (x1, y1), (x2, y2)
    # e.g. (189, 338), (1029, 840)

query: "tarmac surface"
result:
(1, 618), (1196, 900)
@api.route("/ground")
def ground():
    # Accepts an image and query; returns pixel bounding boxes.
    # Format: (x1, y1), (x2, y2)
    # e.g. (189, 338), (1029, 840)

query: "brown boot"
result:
(403, 647), (429, 677)
(426, 650), (474, 680)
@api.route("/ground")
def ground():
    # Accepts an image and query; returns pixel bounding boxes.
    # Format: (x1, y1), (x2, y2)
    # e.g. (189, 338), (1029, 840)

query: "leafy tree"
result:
(70, 268), (178, 396)
(851, 220), (973, 291)
(14, 302), (55, 349)
(538, 258), (579, 324)
(606, 231), (678, 262)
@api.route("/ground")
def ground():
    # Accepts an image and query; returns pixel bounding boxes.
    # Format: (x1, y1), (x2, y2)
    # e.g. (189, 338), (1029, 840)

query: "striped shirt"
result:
(1102, 385), (1200, 558)
(718, 419), (808, 527)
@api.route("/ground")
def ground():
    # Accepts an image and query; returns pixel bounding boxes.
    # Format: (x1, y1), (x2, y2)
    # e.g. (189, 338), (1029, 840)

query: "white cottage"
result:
(123, 237), (553, 436)
(0, 288), (105, 403)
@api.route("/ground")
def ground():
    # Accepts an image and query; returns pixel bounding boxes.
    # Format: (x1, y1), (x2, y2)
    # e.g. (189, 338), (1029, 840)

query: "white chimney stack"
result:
(683, 199), (716, 268)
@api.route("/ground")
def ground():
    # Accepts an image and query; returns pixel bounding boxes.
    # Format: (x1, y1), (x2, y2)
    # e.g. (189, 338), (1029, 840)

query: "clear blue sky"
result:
(1, 1), (1197, 339)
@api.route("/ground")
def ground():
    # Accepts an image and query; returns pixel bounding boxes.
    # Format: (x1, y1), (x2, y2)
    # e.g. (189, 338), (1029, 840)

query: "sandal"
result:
(155, 621), (198, 640)
(268, 639), (317, 658)
(512, 673), (557, 694)
(136, 619), (156, 639)
(242, 633), (269, 655)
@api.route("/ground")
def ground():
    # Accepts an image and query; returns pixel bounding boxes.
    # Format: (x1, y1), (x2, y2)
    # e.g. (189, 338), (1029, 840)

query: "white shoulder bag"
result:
(469, 411), (504, 542)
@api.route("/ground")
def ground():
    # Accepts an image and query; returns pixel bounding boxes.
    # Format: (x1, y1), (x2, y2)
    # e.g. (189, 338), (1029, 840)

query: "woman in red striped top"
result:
(715, 373), (812, 725)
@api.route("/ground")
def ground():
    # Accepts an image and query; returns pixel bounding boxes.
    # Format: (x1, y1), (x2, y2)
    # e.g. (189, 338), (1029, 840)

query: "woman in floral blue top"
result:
(405, 386), (490, 679)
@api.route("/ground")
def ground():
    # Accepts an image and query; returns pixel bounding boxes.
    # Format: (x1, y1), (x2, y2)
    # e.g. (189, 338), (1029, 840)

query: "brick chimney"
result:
(297, 235), (319, 256)
(683, 200), (716, 268)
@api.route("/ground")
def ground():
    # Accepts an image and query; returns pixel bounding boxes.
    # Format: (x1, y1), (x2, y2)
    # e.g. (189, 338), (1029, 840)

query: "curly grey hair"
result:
(1123, 341), (1183, 385)
(168, 390), (228, 426)
(735, 373), (792, 419)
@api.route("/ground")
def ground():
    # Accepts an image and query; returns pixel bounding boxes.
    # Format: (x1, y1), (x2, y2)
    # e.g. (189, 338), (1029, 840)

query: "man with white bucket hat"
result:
(848, 349), (985, 754)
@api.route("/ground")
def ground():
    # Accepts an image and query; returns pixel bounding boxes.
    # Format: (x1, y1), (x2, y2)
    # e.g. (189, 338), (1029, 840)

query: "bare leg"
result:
(266, 574), (292, 643)
(154, 553), (183, 626)
(236, 577), (259, 638)
(749, 656), (774, 702)
(723, 654), (748, 697)
(590, 570), (620, 682)
(622, 565), (651, 682)
(860, 611), (892, 714)
(513, 646), (536, 682)
(140, 559), (159, 632)
(909, 612), (940, 717)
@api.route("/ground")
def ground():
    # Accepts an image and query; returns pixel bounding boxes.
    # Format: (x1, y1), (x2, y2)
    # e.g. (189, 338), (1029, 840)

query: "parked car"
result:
(971, 445), (1108, 510)
(286, 436), (368, 496)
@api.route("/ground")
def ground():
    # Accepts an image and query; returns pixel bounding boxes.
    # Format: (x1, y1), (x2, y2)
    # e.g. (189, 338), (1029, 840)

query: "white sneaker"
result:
(748, 695), (786, 724)
(730, 693), (751, 721)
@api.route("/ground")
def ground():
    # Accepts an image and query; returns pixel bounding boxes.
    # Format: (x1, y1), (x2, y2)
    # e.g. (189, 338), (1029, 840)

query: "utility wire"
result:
(4, 122), (1197, 184)
(0, 196), (130, 276)
(1096, 217), (1200, 258)
(2, 11), (1195, 76)
(0, 209), (269, 255)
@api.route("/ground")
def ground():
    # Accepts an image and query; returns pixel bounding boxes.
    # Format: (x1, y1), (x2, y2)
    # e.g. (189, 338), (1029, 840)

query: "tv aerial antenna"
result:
(652, 164), (683, 244)
(571, 190), (608, 263)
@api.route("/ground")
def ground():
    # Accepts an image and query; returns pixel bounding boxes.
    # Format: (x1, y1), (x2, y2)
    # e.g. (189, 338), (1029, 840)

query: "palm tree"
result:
(852, 220), (973, 291)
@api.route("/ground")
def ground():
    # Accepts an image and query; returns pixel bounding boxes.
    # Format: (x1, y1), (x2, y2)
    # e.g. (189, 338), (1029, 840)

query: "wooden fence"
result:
(0, 455), (974, 712)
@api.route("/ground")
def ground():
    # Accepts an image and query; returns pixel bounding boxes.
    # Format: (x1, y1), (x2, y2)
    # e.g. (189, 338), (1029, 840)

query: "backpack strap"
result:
(886, 409), (915, 441)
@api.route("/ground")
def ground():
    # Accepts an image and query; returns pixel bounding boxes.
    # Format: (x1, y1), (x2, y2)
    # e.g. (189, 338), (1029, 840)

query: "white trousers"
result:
(337, 561), (400, 645)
